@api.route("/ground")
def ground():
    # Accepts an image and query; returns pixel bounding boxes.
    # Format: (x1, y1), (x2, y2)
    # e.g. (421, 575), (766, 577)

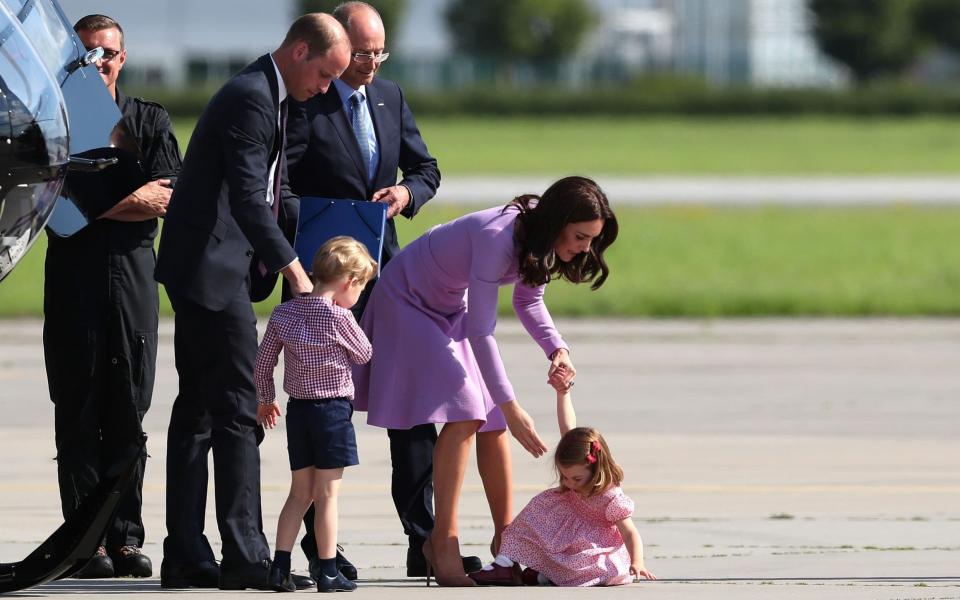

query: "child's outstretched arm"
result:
(616, 517), (656, 582)
(549, 365), (576, 435)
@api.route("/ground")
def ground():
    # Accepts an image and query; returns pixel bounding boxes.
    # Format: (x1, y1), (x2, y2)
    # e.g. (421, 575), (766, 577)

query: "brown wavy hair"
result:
(554, 427), (623, 497)
(508, 176), (617, 291)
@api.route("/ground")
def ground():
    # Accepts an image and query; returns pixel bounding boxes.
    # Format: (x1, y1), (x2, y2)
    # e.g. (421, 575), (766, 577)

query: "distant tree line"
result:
(810, 0), (960, 82)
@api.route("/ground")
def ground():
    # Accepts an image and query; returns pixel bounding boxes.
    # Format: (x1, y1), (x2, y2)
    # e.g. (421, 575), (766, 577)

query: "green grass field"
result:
(3, 205), (959, 317)
(173, 116), (960, 175)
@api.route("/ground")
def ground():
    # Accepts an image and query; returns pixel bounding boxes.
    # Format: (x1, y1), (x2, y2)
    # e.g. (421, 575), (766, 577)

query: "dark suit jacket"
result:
(284, 77), (439, 262)
(156, 54), (297, 310)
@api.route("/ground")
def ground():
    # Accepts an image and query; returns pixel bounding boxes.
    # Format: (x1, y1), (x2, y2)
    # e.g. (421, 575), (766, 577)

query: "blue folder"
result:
(295, 197), (387, 274)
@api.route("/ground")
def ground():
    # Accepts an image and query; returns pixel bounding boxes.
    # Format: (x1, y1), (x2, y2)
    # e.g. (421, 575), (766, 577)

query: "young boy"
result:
(254, 236), (377, 592)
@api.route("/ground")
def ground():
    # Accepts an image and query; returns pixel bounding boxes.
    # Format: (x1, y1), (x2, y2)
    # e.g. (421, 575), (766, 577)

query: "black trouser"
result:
(387, 424), (438, 543)
(43, 243), (157, 550)
(163, 286), (269, 567)
(299, 423), (437, 559)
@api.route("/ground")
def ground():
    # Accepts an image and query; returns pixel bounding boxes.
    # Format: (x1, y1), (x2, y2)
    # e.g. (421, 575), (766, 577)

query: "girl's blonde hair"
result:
(311, 236), (377, 285)
(554, 427), (622, 497)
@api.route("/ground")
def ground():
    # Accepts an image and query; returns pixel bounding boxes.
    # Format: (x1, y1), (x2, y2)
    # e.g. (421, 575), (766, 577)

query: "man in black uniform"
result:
(42, 14), (181, 579)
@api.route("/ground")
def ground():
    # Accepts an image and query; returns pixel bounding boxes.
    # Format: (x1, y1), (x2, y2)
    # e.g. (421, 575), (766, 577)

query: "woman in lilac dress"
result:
(352, 176), (618, 586)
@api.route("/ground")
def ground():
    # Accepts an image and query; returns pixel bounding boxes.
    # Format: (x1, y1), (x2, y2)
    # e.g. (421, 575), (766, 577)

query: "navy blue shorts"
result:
(285, 397), (359, 471)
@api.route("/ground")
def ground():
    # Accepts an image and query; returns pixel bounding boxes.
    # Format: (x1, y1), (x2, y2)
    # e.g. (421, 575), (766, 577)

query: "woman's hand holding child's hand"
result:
(257, 402), (281, 429)
(547, 348), (576, 387)
(548, 365), (573, 391)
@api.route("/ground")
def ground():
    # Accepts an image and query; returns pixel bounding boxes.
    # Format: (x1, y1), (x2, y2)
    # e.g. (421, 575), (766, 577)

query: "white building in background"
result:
(581, 0), (675, 71)
(62, 0), (842, 88)
(747, 0), (844, 86)
(62, 0), (296, 86)
(670, 0), (843, 86)
(671, 0), (752, 84)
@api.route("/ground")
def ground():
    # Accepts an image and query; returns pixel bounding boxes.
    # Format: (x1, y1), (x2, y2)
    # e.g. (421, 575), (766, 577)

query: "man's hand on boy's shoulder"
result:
(257, 401), (281, 429)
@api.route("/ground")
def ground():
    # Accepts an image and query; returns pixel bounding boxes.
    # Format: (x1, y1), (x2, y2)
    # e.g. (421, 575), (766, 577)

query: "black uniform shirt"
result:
(49, 88), (182, 254)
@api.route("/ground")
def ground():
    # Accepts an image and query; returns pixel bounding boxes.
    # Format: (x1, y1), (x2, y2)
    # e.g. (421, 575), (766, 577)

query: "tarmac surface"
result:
(1, 318), (958, 598)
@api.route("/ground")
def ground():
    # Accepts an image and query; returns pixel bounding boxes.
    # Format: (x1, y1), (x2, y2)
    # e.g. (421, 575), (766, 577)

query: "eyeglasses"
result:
(351, 51), (389, 65)
(84, 46), (122, 63)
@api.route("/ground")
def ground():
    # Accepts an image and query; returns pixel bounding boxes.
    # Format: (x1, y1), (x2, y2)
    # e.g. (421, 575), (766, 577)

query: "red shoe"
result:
(521, 567), (540, 586)
(468, 563), (522, 586)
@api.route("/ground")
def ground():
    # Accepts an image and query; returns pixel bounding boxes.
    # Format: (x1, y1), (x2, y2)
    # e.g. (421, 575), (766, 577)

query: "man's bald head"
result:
(331, 2), (386, 90)
(275, 13), (351, 101)
(281, 12), (349, 59)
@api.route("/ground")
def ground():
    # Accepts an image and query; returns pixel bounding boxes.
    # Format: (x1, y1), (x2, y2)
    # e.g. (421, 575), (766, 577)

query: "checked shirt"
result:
(254, 296), (372, 404)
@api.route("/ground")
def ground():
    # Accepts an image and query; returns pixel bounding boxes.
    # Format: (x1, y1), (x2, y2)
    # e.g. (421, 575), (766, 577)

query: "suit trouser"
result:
(164, 286), (269, 567)
(299, 424), (437, 559)
(43, 244), (157, 550)
(387, 424), (438, 543)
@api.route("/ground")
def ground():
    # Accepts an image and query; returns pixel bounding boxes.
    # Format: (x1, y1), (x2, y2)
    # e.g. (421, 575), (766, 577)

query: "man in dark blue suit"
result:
(285, 1), (479, 580)
(154, 14), (350, 591)
(286, 2), (439, 288)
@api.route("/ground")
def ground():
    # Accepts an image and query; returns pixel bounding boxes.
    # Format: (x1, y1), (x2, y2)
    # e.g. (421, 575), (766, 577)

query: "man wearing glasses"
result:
(42, 13), (181, 579)
(284, 0), (473, 582)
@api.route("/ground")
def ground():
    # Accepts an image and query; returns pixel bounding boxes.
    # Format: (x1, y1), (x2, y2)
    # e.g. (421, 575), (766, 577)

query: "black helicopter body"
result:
(0, 0), (147, 592)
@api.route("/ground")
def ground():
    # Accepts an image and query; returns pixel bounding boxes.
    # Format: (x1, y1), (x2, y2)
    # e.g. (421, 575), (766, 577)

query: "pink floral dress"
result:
(498, 485), (635, 587)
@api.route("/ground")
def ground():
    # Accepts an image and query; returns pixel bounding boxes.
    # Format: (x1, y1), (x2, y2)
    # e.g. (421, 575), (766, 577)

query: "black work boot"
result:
(76, 546), (114, 579)
(111, 546), (152, 577)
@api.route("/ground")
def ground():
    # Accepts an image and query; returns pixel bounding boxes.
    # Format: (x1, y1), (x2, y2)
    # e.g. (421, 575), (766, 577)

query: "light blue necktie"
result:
(349, 91), (372, 180)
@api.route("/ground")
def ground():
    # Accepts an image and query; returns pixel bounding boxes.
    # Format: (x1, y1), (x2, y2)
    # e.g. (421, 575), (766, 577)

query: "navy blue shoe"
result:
(316, 571), (357, 592)
(309, 545), (357, 581)
(269, 562), (296, 592)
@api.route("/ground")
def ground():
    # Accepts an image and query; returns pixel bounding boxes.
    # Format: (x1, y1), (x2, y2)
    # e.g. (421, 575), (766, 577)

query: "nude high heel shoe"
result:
(422, 537), (475, 587)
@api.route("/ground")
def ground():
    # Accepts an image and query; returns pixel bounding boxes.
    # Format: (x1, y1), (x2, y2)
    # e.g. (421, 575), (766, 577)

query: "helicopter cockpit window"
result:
(0, 8), (69, 169)
(0, 3), (69, 282)
(0, 0), (26, 15)
(1, 0), (76, 82)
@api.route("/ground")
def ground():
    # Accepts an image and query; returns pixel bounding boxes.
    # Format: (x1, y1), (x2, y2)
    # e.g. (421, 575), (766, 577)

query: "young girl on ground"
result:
(471, 372), (655, 587)
(254, 236), (376, 593)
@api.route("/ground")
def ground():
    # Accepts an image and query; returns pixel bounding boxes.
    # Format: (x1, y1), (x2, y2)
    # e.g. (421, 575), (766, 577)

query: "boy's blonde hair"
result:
(311, 236), (377, 285)
(554, 427), (623, 497)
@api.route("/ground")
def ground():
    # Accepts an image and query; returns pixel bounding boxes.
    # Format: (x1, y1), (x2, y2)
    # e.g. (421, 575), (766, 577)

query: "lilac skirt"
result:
(352, 234), (506, 432)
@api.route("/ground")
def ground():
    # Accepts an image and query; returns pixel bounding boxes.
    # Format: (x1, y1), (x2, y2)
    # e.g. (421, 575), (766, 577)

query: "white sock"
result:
(493, 554), (514, 568)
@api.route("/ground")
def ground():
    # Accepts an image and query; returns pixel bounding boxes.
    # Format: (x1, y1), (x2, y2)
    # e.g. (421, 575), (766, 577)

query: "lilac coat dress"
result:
(352, 205), (567, 431)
